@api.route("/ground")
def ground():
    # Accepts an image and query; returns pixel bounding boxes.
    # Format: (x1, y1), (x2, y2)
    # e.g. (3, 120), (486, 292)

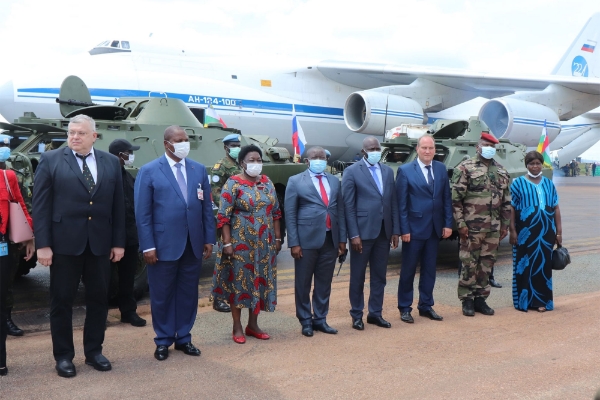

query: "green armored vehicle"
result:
(380, 116), (550, 181)
(0, 76), (306, 297)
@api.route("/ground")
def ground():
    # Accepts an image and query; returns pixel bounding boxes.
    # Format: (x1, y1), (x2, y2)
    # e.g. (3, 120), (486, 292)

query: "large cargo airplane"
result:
(1, 13), (600, 164)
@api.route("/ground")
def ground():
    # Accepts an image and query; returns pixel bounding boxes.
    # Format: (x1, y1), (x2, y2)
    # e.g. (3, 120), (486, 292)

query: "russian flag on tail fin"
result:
(292, 105), (307, 156)
(582, 40), (596, 53)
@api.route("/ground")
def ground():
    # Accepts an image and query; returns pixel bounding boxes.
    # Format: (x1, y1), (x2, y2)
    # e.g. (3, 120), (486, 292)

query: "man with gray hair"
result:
(33, 114), (126, 378)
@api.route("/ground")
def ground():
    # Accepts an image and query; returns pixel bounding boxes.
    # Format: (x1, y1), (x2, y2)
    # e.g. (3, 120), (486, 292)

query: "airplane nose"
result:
(0, 79), (15, 122)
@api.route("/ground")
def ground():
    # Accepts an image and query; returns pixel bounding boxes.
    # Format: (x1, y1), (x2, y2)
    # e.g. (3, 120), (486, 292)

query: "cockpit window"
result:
(121, 41), (130, 49)
(96, 40), (109, 47)
(111, 40), (119, 48)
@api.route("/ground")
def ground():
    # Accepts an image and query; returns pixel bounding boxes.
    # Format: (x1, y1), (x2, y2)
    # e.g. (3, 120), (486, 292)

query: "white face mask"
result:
(527, 171), (542, 178)
(245, 163), (263, 177)
(124, 153), (135, 166)
(168, 141), (190, 159)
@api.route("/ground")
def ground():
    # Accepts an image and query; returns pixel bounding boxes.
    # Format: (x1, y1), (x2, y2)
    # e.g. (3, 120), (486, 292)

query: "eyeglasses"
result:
(67, 131), (91, 137)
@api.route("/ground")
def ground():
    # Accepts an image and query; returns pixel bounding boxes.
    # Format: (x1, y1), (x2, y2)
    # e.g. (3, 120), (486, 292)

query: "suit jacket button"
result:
(89, 201), (93, 205)
(88, 216), (92, 220)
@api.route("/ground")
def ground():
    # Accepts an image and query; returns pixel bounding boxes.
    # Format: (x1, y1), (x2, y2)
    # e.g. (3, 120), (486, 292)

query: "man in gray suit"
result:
(342, 136), (399, 330)
(285, 147), (347, 337)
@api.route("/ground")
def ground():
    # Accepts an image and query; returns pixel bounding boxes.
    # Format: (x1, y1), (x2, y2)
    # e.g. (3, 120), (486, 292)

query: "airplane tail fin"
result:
(551, 13), (600, 78)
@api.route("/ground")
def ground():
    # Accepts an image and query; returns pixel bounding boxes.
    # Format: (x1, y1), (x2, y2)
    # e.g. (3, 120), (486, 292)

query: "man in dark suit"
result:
(33, 114), (126, 378)
(342, 136), (399, 330)
(135, 126), (215, 361)
(285, 146), (347, 337)
(108, 139), (146, 327)
(395, 135), (453, 324)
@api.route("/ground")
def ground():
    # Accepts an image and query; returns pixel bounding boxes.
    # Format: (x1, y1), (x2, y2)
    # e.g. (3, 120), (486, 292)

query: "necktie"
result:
(316, 175), (331, 229)
(425, 165), (434, 190)
(175, 163), (188, 203)
(76, 153), (95, 193)
(369, 166), (383, 194)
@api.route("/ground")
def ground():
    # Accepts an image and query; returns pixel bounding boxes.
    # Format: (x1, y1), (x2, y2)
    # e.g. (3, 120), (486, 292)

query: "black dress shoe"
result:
(474, 297), (495, 315)
(313, 322), (338, 334)
(352, 318), (364, 330)
(6, 318), (24, 336)
(462, 299), (475, 316)
(85, 354), (112, 371)
(55, 359), (76, 378)
(0, 367), (8, 376)
(419, 308), (443, 321)
(174, 342), (201, 356)
(154, 345), (169, 361)
(121, 312), (147, 327)
(400, 311), (414, 323)
(366, 315), (392, 328)
(213, 299), (231, 313)
(489, 278), (502, 288)
(301, 325), (314, 337)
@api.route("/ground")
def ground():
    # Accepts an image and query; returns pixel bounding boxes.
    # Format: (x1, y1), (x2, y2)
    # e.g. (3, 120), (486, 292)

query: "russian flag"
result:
(582, 40), (596, 53)
(291, 105), (307, 156)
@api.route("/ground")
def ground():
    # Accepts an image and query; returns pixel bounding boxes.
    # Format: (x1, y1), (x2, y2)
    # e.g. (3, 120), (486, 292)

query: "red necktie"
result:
(316, 175), (331, 229)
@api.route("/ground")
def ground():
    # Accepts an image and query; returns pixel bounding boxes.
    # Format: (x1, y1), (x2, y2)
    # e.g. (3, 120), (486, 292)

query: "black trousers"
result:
(113, 245), (138, 315)
(0, 251), (9, 368)
(50, 246), (111, 361)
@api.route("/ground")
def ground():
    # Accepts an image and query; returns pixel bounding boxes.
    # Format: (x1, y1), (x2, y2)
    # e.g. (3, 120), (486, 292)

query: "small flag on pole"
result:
(536, 120), (552, 167)
(204, 105), (227, 128)
(291, 105), (307, 157)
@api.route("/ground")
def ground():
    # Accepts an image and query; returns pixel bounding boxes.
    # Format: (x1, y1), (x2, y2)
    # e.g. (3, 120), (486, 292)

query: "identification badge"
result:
(0, 241), (8, 257)
(197, 184), (204, 200)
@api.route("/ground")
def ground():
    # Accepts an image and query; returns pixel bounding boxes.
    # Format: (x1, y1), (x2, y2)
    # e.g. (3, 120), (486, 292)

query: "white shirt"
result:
(363, 158), (383, 194)
(72, 148), (98, 183)
(309, 171), (331, 198)
(165, 153), (187, 184)
(417, 158), (434, 184)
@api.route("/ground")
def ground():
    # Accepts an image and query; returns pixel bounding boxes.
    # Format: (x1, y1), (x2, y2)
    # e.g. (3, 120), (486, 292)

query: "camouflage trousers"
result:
(457, 231), (500, 301)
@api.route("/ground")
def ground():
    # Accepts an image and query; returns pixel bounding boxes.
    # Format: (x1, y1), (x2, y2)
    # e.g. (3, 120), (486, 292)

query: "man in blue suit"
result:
(135, 126), (215, 361)
(285, 146), (347, 337)
(342, 136), (399, 330)
(395, 135), (453, 323)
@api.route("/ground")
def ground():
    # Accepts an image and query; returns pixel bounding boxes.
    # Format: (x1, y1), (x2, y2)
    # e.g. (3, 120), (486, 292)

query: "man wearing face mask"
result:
(209, 134), (241, 313)
(342, 136), (400, 330)
(285, 146), (346, 337)
(135, 126), (215, 361)
(108, 139), (146, 327)
(451, 132), (511, 317)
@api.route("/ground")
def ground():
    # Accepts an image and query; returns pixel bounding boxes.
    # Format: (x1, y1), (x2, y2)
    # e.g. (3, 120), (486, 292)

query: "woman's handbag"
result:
(3, 170), (34, 243)
(552, 244), (571, 271)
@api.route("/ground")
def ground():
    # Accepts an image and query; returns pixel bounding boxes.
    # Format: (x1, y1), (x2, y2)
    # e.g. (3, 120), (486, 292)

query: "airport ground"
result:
(1, 176), (600, 399)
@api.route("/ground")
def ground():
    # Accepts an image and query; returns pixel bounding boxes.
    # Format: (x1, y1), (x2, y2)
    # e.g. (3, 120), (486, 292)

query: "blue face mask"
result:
(365, 151), (382, 165)
(0, 147), (10, 162)
(480, 146), (496, 159)
(308, 159), (327, 174)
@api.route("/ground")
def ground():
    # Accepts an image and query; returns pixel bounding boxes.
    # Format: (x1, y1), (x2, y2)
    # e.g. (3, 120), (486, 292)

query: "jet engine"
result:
(478, 99), (561, 147)
(344, 91), (425, 134)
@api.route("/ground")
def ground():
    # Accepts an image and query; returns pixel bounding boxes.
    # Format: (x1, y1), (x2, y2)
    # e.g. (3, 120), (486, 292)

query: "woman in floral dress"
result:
(212, 145), (282, 343)
(509, 151), (562, 312)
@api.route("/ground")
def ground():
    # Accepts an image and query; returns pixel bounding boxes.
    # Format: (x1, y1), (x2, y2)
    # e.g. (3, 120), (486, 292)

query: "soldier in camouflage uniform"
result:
(209, 133), (242, 313)
(451, 132), (511, 317)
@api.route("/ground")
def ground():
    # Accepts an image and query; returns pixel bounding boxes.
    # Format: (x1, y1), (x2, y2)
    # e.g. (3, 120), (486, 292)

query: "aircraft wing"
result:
(317, 60), (600, 94)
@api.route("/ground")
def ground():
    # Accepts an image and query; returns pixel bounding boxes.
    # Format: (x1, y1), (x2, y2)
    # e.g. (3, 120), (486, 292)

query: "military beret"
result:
(222, 134), (241, 143)
(324, 149), (331, 157)
(480, 132), (499, 144)
(0, 134), (12, 145)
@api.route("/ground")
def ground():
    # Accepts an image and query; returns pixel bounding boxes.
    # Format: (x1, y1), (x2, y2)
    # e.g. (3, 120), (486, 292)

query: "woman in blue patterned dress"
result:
(509, 151), (562, 312)
(212, 145), (282, 343)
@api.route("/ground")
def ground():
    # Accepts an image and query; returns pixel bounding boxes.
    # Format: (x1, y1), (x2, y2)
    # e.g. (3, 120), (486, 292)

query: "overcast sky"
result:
(0, 0), (598, 75)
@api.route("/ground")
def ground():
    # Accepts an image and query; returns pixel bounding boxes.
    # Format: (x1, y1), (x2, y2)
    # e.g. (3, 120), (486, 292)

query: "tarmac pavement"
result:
(1, 176), (600, 399)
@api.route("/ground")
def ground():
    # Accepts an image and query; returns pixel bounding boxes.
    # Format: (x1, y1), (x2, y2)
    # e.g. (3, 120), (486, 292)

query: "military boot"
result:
(462, 299), (475, 317)
(474, 297), (495, 315)
(5, 308), (24, 336)
(213, 299), (231, 313)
